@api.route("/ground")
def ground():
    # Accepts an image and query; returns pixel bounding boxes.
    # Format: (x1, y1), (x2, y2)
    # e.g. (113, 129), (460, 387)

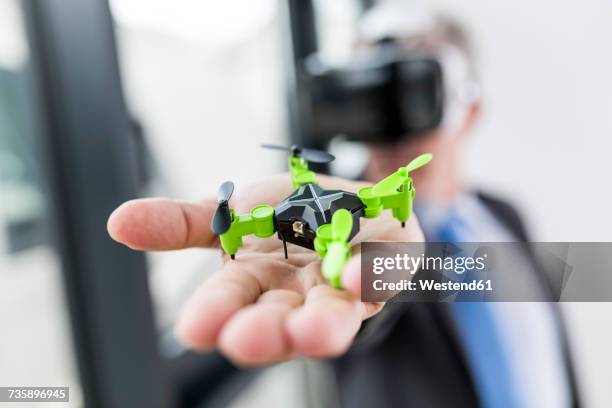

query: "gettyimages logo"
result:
(360, 242), (610, 303)
(365, 244), (492, 299)
(372, 252), (487, 275)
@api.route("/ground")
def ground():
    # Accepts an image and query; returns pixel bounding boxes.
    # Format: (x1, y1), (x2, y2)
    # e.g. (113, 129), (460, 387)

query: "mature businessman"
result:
(338, 1), (579, 407)
(107, 1), (579, 407)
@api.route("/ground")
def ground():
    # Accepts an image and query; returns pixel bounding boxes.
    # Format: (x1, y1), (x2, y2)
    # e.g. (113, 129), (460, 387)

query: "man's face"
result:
(365, 40), (477, 177)
(367, 123), (464, 180)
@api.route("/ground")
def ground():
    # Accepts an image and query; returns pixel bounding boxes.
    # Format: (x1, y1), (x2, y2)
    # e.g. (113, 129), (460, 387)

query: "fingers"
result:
(106, 174), (299, 251)
(286, 285), (363, 358)
(341, 255), (362, 297)
(106, 174), (375, 252)
(107, 198), (218, 250)
(218, 285), (365, 365)
(174, 263), (263, 350)
(181, 276), (367, 365)
(218, 289), (303, 365)
(342, 256), (386, 319)
(176, 266), (376, 365)
(341, 214), (425, 299)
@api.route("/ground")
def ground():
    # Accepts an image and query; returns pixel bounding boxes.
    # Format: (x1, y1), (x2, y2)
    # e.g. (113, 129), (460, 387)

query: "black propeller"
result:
(211, 181), (234, 235)
(261, 143), (335, 164)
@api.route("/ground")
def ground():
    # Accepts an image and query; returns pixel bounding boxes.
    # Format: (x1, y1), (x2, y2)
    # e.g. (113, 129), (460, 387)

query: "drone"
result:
(210, 144), (432, 288)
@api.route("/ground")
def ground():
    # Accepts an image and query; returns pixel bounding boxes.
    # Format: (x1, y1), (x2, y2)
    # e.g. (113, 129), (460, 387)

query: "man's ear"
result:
(457, 102), (481, 141)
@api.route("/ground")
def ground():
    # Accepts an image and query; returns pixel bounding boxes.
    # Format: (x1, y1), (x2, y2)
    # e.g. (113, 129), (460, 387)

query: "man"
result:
(108, 3), (579, 408)
(333, 1), (579, 407)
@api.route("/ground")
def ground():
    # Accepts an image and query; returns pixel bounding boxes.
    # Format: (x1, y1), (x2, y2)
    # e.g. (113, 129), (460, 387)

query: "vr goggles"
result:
(303, 43), (474, 144)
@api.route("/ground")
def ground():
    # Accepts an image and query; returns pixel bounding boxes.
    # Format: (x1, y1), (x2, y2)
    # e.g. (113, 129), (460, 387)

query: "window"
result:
(0, 0), (81, 404)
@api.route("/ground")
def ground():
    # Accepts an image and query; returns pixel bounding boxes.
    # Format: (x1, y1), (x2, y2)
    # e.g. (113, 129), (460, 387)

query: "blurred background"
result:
(0, 0), (611, 407)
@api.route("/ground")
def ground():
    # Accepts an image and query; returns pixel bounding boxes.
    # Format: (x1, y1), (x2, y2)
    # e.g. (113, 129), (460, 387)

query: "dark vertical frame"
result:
(21, 0), (172, 406)
(359, 0), (376, 12)
(282, 0), (332, 173)
(282, 0), (317, 145)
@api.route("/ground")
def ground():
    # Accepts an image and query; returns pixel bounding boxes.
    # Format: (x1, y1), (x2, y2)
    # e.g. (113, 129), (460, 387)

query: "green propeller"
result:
(322, 209), (353, 287)
(370, 172), (407, 197)
(405, 152), (433, 173)
(331, 208), (353, 242)
(371, 153), (433, 196)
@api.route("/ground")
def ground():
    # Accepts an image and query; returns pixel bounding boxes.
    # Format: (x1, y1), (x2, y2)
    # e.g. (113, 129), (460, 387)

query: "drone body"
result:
(211, 144), (432, 288)
(275, 183), (364, 251)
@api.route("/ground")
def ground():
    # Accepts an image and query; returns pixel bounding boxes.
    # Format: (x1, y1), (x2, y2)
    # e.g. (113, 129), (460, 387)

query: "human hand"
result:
(107, 174), (423, 365)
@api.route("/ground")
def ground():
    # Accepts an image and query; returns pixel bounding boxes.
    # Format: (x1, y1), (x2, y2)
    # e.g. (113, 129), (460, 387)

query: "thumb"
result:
(341, 255), (362, 297)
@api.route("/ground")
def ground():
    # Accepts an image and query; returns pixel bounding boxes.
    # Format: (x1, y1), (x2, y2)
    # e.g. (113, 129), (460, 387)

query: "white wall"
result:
(436, 0), (612, 241)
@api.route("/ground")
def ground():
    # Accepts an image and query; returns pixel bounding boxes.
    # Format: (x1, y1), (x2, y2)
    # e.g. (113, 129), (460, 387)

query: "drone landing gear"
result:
(280, 232), (288, 259)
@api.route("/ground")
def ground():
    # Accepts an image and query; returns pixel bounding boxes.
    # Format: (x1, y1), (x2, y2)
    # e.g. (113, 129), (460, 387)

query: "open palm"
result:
(108, 174), (423, 365)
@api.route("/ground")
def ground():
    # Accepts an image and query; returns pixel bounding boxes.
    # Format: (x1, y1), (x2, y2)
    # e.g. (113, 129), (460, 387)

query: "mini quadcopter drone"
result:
(210, 144), (432, 288)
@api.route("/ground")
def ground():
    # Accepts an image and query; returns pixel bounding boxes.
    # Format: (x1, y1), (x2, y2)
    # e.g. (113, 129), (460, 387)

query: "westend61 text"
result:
(372, 279), (493, 292)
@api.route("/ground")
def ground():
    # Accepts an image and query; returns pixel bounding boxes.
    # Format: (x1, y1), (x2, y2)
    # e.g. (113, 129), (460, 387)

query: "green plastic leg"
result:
(358, 181), (415, 225)
(219, 205), (276, 257)
(289, 157), (318, 189)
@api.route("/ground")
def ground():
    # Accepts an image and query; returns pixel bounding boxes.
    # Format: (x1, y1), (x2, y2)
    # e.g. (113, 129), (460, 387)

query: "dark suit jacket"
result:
(332, 192), (581, 408)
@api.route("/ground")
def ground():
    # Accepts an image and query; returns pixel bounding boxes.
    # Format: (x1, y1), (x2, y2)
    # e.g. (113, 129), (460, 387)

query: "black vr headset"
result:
(303, 43), (444, 144)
